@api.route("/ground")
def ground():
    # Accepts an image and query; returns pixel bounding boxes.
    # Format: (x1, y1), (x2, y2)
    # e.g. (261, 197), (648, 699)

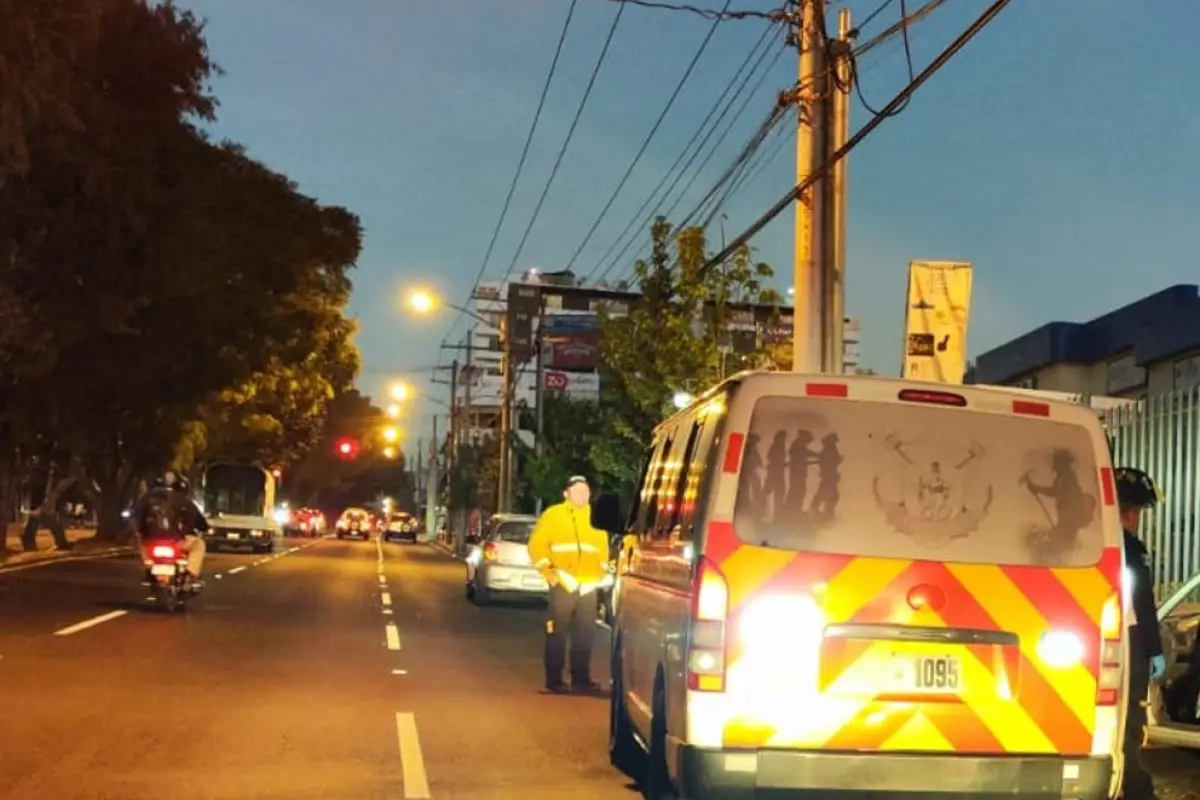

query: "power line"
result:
(600, 0), (785, 21)
(561, 0), (735, 275)
(581, 24), (784, 285)
(501, 2), (626, 278)
(698, 0), (1014, 278)
(441, 0), (579, 343)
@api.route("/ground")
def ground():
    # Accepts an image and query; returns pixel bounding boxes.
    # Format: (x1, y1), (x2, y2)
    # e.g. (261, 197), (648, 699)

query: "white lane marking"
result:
(381, 592), (392, 607)
(392, 669), (408, 675)
(54, 610), (128, 636)
(382, 609), (393, 615)
(288, 546), (300, 554)
(229, 565), (248, 575)
(395, 712), (431, 798)
(378, 576), (387, 586)
(385, 623), (401, 651)
(214, 573), (224, 580)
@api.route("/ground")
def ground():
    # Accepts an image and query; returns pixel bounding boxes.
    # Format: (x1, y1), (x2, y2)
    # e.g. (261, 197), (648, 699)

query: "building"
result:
(973, 284), (1200, 397)
(454, 269), (861, 439)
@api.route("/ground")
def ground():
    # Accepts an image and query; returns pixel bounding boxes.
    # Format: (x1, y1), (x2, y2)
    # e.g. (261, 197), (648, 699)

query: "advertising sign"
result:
(901, 261), (973, 384)
(542, 370), (600, 402)
(542, 313), (602, 370)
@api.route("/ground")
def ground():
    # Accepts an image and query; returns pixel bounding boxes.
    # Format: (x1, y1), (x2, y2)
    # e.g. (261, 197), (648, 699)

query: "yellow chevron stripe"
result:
(947, 564), (1096, 728)
(820, 557), (912, 621)
(1051, 566), (1111, 622)
(720, 546), (795, 609)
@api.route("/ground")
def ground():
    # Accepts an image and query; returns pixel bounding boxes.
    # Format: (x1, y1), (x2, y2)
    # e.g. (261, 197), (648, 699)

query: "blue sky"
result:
(178, 0), (1200, 435)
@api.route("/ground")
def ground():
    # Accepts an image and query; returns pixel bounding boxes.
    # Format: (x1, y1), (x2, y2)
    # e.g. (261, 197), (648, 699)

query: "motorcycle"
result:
(143, 539), (199, 612)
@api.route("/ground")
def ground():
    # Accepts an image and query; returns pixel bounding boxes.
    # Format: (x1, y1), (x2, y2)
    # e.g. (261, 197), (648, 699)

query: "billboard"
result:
(541, 313), (601, 370)
(542, 370), (600, 402)
(901, 261), (973, 384)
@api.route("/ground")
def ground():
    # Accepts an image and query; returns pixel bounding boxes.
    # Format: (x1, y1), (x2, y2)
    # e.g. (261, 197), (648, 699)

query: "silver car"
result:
(464, 514), (546, 605)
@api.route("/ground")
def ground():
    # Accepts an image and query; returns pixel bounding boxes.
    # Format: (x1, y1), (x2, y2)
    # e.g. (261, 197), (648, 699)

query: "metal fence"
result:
(1102, 386), (1200, 598)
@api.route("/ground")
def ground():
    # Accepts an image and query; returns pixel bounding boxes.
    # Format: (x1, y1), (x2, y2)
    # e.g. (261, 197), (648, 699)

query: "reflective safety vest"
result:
(527, 502), (611, 594)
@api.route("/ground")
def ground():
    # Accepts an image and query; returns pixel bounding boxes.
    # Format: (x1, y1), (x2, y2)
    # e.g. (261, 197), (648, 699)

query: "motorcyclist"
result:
(135, 470), (209, 588)
(1115, 466), (1165, 800)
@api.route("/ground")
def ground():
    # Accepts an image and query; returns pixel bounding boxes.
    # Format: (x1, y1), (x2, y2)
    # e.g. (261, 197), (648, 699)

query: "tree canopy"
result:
(0, 1), (378, 548)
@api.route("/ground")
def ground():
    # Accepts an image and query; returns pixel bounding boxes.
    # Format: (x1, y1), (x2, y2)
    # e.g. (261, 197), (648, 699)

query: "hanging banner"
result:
(901, 260), (973, 384)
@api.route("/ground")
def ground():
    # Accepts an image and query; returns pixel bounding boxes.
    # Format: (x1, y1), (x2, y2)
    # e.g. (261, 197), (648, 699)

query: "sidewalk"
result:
(0, 524), (131, 571)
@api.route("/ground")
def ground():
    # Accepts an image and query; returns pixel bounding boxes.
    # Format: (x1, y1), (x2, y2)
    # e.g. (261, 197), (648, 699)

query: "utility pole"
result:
(497, 325), (512, 513)
(425, 416), (439, 539)
(533, 299), (546, 515)
(447, 358), (458, 524)
(827, 9), (852, 374)
(792, 0), (851, 374)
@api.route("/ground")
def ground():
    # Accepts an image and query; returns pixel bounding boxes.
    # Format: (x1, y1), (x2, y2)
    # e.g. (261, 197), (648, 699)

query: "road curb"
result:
(0, 545), (134, 575)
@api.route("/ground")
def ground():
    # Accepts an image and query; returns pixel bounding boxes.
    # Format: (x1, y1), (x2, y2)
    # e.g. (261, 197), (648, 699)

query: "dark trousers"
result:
(544, 584), (598, 688)
(1121, 636), (1158, 800)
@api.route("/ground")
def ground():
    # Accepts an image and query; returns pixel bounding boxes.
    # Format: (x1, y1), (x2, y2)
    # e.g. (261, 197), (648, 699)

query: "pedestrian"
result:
(527, 475), (611, 694)
(1114, 466), (1166, 800)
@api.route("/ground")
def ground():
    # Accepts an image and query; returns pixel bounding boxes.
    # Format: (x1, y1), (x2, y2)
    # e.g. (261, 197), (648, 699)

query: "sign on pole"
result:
(901, 260), (973, 384)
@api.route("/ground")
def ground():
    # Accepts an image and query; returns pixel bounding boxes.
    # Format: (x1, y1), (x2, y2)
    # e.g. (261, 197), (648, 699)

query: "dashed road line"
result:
(54, 610), (128, 636)
(228, 565), (248, 575)
(395, 712), (431, 798)
(381, 591), (392, 607)
(385, 622), (402, 651)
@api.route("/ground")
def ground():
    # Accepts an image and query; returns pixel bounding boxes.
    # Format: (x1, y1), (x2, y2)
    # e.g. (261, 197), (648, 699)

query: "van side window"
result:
(676, 410), (720, 540)
(625, 444), (655, 531)
(637, 432), (675, 531)
(658, 418), (702, 540)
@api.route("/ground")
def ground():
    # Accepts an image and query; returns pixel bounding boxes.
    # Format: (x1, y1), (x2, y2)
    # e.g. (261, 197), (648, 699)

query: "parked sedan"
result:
(465, 514), (545, 605)
(1148, 570), (1200, 748)
(383, 512), (419, 543)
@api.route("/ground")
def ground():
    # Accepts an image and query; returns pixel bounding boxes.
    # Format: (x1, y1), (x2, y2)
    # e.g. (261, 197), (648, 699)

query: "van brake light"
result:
(897, 389), (967, 407)
(1097, 593), (1122, 706)
(688, 557), (728, 693)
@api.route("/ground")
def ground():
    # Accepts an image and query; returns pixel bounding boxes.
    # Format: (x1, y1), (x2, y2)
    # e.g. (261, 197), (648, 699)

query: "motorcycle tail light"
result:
(151, 545), (177, 559)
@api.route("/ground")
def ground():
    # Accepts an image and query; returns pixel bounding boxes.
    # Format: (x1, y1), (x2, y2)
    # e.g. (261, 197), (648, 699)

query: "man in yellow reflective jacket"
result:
(527, 475), (611, 693)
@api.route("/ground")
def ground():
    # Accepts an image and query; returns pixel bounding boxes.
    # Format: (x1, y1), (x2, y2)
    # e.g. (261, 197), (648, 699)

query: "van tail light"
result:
(483, 542), (499, 563)
(897, 388), (967, 407)
(151, 544), (177, 559)
(688, 557), (729, 693)
(1096, 592), (1122, 707)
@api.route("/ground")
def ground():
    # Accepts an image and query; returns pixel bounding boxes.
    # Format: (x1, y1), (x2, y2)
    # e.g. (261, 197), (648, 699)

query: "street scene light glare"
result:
(390, 382), (410, 402)
(385, 403), (401, 418)
(407, 289), (435, 314)
(383, 446), (397, 460)
(672, 392), (692, 409)
(382, 426), (399, 443)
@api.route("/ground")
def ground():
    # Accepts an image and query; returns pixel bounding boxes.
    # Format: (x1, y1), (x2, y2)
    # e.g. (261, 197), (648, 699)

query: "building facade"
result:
(973, 284), (1200, 397)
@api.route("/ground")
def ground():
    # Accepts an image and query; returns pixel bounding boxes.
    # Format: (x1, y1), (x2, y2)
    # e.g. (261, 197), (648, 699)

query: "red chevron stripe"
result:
(1000, 565), (1100, 677)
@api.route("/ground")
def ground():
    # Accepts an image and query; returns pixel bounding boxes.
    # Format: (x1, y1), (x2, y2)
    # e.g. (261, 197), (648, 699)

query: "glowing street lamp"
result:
(672, 392), (693, 410)
(385, 403), (402, 418)
(390, 382), (410, 402)
(402, 287), (492, 327)
(383, 446), (398, 460)
(407, 288), (435, 315)
(382, 426), (400, 444)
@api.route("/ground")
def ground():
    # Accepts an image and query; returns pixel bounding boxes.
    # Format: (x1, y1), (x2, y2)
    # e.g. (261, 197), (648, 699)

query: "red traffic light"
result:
(335, 437), (360, 460)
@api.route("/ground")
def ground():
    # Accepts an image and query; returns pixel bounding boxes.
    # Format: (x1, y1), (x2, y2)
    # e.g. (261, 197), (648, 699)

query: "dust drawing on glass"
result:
(872, 433), (992, 549)
(1019, 448), (1096, 564)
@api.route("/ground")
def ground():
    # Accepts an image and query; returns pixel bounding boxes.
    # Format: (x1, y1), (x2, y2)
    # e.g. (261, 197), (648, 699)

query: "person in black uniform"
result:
(1114, 467), (1166, 800)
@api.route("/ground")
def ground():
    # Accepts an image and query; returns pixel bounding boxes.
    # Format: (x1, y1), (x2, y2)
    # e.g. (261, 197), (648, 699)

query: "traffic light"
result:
(335, 437), (360, 460)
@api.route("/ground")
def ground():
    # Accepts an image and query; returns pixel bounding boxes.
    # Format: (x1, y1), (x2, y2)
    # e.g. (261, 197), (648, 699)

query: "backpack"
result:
(138, 489), (185, 537)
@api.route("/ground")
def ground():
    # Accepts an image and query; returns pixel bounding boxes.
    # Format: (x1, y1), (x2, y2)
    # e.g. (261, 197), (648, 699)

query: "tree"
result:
(592, 217), (781, 498)
(514, 394), (604, 511)
(0, 0), (219, 537)
(285, 390), (394, 510)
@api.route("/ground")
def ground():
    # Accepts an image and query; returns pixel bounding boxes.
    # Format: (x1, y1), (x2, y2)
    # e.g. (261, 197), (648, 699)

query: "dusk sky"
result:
(177, 0), (1200, 438)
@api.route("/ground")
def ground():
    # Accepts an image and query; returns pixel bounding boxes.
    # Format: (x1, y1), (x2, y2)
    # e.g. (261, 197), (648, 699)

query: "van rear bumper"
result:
(675, 746), (1112, 799)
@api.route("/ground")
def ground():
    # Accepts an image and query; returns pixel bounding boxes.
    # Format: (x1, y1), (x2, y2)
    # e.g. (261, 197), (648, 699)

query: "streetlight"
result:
(382, 426), (400, 443)
(402, 287), (493, 327)
(385, 403), (402, 418)
(390, 382), (410, 402)
(383, 446), (398, 460)
(672, 392), (693, 409)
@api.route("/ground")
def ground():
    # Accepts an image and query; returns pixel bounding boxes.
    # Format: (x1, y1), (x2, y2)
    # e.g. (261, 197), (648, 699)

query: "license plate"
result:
(151, 564), (177, 576)
(227, 532), (241, 540)
(890, 655), (962, 693)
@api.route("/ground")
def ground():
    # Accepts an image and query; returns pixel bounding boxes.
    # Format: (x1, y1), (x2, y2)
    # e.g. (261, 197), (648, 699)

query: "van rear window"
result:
(732, 395), (1106, 567)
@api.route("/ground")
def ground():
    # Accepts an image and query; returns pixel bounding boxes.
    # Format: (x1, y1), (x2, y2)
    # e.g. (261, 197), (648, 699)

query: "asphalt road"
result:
(0, 536), (1196, 799)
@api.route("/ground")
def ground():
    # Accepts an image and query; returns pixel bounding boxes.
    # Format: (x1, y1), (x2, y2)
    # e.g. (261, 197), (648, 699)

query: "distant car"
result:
(383, 512), (419, 543)
(285, 508), (325, 537)
(335, 507), (371, 540)
(465, 513), (545, 605)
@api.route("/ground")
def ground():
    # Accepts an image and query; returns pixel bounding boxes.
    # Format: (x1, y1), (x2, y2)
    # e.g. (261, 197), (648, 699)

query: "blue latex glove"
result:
(1150, 654), (1167, 680)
